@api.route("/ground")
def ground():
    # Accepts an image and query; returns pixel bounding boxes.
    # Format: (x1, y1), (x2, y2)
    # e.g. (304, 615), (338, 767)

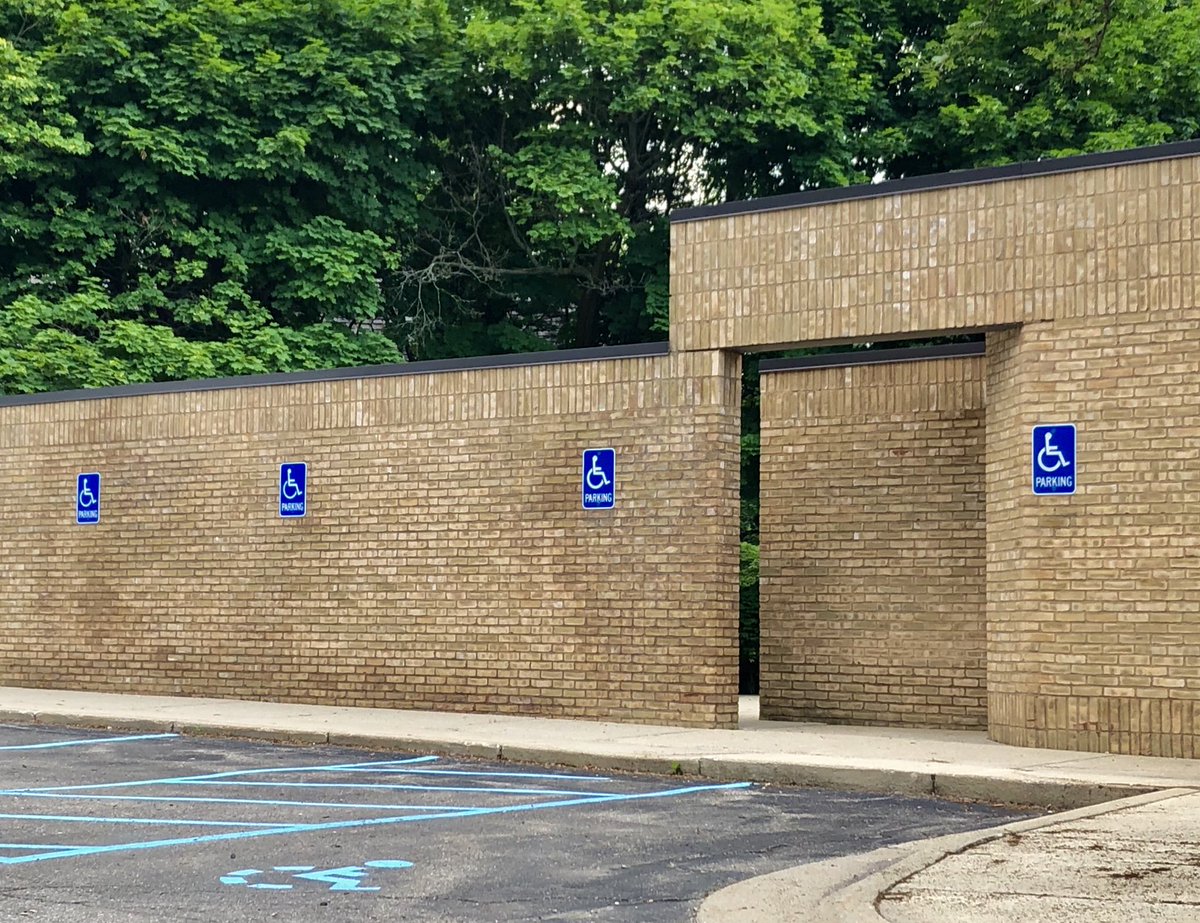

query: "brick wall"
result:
(0, 348), (742, 727)
(987, 312), (1200, 756)
(759, 352), (987, 728)
(5, 142), (1199, 749)
(671, 142), (1200, 754)
(671, 152), (1199, 353)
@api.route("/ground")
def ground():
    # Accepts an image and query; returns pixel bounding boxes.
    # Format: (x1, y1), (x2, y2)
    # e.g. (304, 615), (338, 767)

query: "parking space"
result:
(0, 724), (1036, 921)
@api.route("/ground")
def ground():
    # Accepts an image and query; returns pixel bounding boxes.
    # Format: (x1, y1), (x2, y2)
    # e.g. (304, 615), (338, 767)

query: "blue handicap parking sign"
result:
(76, 472), (101, 525)
(1032, 425), (1076, 495)
(279, 463), (307, 517)
(582, 449), (616, 510)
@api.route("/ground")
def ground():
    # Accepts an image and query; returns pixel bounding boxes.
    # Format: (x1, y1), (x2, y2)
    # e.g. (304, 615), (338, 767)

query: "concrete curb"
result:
(929, 772), (1149, 811)
(698, 758), (935, 797)
(330, 734), (504, 762)
(2, 711), (174, 735)
(696, 788), (1193, 923)
(0, 708), (1161, 810)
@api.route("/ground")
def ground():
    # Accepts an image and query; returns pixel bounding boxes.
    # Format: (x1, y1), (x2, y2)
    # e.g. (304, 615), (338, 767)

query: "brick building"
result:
(3, 140), (1199, 755)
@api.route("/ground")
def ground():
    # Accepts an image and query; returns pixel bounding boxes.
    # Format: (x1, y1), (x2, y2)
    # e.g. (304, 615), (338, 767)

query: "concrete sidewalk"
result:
(3, 685), (1199, 922)
(2, 686), (1199, 808)
(699, 788), (1200, 922)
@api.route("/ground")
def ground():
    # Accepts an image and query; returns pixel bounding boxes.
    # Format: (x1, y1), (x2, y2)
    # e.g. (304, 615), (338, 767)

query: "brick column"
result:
(987, 316), (1200, 756)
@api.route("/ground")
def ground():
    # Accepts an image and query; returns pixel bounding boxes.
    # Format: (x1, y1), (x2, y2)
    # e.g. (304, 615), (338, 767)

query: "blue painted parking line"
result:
(0, 813), (290, 828)
(169, 780), (613, 796)
(0, 733), (178, 751)
(326, 768), (613, 781)
(0, 792), (489, 812)
(0, 744), (753, 868)
(17, 755), (440, 793)
(0, 780), (752, 865)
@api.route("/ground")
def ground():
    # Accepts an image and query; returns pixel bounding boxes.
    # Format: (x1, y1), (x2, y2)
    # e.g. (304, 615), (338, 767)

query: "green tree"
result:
(896, 0), (1200, 170)
(397, 0), (869, 354)
(812, 0), (967, 180)
(1, 0), (454, 394)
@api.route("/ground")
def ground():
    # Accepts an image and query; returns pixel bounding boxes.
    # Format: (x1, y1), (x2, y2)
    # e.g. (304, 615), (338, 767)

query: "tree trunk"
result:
(574, 286), (601, 348)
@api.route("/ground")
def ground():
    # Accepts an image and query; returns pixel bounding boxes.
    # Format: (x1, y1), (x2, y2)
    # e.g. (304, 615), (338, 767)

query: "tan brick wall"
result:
(986, 313), (1200, 756)
(759, 355), (987, 728)
(0, 349), (741, 727)
(671, 155), (1200, 352)
(672, 144), (1200, 754)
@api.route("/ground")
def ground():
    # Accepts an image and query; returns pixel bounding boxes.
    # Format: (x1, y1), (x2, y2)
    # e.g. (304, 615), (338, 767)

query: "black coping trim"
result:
(672, 139), (1200, 223)
(0, 341), (671, 408)
(760, 341), (985, 373)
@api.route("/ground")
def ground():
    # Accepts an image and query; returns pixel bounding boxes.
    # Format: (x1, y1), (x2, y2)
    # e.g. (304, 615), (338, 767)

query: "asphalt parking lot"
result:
(0, 724), (1038, 922)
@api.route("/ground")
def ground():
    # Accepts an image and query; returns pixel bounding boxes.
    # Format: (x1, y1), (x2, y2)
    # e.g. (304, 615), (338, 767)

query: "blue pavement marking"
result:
(0, 781), (752, 865)
(0, 733), (178, 751)
(0, 792), (489, 812)
(16, 755), (440, 793)
(0, 813), (288, 828)
(0, 742), (753, 868)
(327, 768), (612, 781)
(222, 869), (296, 889)
(169, 780), (611, 796)
(221, 862), (414, 892)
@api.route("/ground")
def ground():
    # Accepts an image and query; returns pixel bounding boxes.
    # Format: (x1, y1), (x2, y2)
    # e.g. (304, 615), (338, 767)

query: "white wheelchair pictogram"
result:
(281, 467), (304, 500)
(585, 454), (611, 491)
(78, 481), (97, 508)
(1036, 431), (1071, 473)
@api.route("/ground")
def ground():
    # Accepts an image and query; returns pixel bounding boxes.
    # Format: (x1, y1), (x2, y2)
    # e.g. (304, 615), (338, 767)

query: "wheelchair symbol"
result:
(221, 860), (413, 892)
(585, 454), (611, 491)
(78, 481), (97, 508)
(281, 467), (304, 500)
(1036, 431), (1071, 473)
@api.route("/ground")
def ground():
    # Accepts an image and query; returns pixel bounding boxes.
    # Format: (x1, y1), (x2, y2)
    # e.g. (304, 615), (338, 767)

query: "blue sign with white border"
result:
(76, 472), (101, 525)
(582, 449), (615, 510)
(279, 463), (307, 517)
(1032, 424), (1076, 495)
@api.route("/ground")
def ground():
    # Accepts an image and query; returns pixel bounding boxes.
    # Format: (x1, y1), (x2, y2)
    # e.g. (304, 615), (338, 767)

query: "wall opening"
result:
(751, 339), (987, 728)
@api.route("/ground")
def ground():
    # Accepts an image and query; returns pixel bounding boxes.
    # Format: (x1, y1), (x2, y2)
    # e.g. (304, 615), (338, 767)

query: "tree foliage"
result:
(399, 0), (870, 352)
(1, 0), (453, 393)
(896, 0), (1200, 170)
(3, 0), (1199, 394)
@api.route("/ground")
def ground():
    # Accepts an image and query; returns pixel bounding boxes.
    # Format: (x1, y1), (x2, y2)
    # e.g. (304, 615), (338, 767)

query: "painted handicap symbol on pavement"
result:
(221, 860), (412, 892)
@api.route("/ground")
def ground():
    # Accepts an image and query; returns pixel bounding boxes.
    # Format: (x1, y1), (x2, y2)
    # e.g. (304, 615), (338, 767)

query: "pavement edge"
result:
(0, 707), (1163, 810)
(695, 787), (1194, 923)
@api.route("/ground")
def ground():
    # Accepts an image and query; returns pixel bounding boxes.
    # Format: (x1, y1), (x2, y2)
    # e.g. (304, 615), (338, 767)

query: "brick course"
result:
(4, 142), (1199, 750)
(986, 313), (1200, 755)
(0, 349), (741, 727)
(672, 144), (1200, 755)
(759, 355), (987, 729)
(671, 155), (1200, 352)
